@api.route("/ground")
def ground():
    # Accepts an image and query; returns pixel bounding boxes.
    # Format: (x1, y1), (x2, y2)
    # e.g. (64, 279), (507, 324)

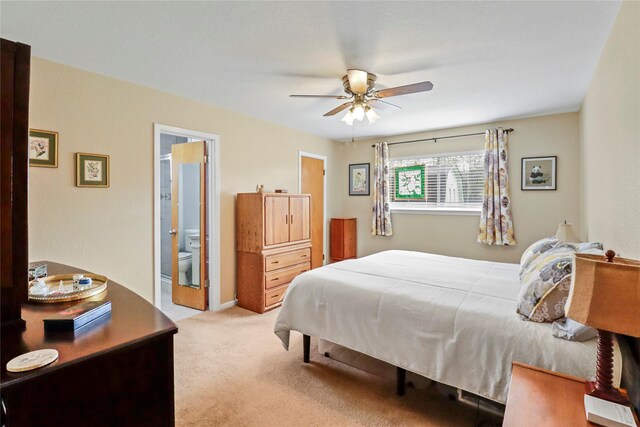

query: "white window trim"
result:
(391, 206), (481, 216)
(389, 149), (484, 216)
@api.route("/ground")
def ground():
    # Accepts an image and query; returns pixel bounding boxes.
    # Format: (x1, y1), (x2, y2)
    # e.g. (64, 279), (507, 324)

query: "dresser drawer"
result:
(264, 262), (310, 290)
(265, 248), (311, 272)
(265, 284), (289, 308)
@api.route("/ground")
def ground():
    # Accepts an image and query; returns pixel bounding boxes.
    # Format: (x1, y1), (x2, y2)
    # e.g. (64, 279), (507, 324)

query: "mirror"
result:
(177, 162), (201, 288)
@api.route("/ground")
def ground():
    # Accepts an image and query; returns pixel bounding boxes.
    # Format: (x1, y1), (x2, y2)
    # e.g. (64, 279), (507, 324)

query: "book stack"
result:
(44, 300), (112, 332)
(584, 395), (637, 427)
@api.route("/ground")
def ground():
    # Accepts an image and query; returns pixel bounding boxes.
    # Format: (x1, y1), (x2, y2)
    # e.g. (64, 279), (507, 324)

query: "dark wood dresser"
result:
(0, 262), (178, 427)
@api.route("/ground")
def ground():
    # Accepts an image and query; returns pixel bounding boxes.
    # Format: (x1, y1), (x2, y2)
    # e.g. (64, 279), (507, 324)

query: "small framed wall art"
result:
(349, 163), (370, 196)
(76, 153), (110, 188)
(521, 156), (557, 191)
(395, 165), (426, 199)
(28, 129), (58, 168)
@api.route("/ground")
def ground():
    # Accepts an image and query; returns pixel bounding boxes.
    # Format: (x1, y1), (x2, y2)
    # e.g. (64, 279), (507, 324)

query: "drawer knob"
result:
(270, 294), (279, 299)
(271, 261), (279, 264)
(271, 278), (279, 281)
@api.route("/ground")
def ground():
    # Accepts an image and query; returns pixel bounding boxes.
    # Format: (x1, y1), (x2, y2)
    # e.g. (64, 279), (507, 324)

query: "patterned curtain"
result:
(371, 142), (393, 236)
(478, 128), (516, 245)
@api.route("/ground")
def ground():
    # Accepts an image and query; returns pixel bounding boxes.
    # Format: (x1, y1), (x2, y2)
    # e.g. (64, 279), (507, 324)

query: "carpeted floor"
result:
(174, 306), (502, 427)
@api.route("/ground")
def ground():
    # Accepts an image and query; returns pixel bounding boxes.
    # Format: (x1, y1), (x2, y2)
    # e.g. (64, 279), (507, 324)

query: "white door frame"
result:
(153, 124), (224, 310)
(298, 151), (328, 265)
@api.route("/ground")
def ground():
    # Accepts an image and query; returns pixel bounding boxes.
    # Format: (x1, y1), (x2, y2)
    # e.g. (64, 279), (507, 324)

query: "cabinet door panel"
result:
(265, 196), (289, 246)
(289, 196), (310, 242)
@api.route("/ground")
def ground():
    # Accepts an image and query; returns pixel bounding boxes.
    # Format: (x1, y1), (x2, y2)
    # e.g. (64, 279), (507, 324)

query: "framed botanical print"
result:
(394, 165), (426, 199)
(521, 156), (557, 191)
(349, 163), (370, 196)
(76, 153), (110, 188)
(29, 129), (58, 168)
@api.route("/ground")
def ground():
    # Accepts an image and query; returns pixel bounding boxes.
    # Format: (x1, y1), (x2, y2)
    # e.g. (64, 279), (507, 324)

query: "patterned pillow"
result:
(519, 236), (559, 279)
(516, 246), (576, 322)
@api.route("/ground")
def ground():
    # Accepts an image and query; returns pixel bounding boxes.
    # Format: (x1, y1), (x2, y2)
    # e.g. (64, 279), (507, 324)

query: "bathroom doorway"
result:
(154, 124), (220, 321)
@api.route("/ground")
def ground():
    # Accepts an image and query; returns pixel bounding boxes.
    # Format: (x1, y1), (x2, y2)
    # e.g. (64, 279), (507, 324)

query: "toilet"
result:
(184, 229), (200, 285)
(187, 232), (201, 286)
(177, 252), (191, 285)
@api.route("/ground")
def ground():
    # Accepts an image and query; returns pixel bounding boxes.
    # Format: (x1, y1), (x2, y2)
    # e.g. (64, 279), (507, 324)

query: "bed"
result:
(274, 250), (621, 403)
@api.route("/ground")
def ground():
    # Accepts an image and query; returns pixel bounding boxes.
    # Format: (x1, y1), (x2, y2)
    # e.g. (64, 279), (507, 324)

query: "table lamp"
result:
(556, 221), (580, 243)
(566, 250), (640, 405)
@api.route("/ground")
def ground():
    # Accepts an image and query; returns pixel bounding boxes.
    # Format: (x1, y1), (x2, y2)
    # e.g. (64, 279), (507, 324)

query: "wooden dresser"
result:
(330, 218), (357, 262)
(236, 193), (312, 313)
(1, 262), (178, 427)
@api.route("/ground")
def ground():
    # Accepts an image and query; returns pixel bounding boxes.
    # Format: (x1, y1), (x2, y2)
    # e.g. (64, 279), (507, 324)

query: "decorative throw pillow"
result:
(519, 236), (559, 279)
(573, 241), (604, 253)
(516, 246), (576, 322)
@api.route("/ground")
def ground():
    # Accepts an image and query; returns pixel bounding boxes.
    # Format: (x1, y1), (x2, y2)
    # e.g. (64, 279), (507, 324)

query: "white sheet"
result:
(274, 250), (620, 403)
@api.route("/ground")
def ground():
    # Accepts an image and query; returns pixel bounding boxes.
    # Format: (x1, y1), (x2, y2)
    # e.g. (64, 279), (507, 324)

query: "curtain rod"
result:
(370, 128), (514, 148)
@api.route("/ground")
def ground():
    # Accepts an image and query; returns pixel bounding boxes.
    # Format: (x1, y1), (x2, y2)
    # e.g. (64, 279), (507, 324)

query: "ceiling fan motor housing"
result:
(342, 72), (377, 95)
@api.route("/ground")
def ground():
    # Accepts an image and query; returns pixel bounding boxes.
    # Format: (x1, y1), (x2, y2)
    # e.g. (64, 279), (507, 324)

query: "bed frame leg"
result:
(303, 334), (310, 363)
(397, 367), (406, 396)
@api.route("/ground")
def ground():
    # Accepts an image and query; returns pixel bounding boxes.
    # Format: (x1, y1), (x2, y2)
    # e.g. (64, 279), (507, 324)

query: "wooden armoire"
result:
(1, 38), (30, 326)
(236, 193), (311, 313)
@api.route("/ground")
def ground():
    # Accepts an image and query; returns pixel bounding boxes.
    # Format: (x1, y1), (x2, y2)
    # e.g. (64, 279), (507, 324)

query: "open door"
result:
(301, 155), (324, 269)
(170, 141), (208, 310)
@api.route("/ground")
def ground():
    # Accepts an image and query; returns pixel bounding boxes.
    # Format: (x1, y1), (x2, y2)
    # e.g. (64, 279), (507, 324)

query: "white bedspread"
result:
(274, 250), (620, 403)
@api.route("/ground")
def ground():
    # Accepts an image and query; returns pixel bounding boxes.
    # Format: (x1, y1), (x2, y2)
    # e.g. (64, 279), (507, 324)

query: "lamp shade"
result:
(555, 222), (580, 243)
(566, 253), (640, 337)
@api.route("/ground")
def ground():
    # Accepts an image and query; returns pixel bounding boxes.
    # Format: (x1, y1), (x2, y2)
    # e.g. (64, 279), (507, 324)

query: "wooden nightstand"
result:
(504, 362), (638, 427)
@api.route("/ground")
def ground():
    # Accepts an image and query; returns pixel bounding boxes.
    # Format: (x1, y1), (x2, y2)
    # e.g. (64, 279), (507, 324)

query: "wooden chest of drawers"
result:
(237, 245), (310, 313)
(236, 193), (312, 313)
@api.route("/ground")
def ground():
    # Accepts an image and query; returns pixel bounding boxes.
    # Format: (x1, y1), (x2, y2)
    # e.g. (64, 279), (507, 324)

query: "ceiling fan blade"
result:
(374, 81), (433, 98)
(290, 94), (349, 99)
(347, 69), (369, 94)
(370, 99), (402, 109)
(323, 102), (352, 117)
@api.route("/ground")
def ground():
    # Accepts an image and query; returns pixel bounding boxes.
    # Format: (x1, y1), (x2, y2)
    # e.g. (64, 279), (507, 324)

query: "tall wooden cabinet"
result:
(236, 193), (311, 313)
(1, 38), (30, 326)
(330, 218), (357, 262)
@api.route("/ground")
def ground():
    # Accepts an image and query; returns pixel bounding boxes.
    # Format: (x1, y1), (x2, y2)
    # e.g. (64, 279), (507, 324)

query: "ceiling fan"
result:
(290, 69), (433, 125)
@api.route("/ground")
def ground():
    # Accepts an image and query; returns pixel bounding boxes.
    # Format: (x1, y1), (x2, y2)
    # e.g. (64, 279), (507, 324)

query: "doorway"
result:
(299, 152), (327, 269)
(154, 124), (220, 321)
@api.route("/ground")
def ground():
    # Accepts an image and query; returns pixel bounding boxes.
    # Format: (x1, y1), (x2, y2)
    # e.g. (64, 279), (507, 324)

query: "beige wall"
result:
(28, 58), (340, 304)
(336, 113), (581, 264)
(579, 0), (640, 259)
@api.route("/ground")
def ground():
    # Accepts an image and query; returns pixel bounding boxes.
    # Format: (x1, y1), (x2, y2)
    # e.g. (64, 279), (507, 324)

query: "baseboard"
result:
(213, 299), (237, 311)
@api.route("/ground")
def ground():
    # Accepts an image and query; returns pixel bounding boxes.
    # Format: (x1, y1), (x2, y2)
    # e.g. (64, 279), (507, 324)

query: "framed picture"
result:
(395, 165), (426, 199)
(521, 156), (557, 191)
(76, 153), (110, 188)
(29, 129), (58, 168)
(349, 163), (370, 196)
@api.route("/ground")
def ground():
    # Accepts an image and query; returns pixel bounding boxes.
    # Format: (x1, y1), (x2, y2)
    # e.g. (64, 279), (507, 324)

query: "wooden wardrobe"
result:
(1, 38), (30, 326)
(236, 193), (311, 313)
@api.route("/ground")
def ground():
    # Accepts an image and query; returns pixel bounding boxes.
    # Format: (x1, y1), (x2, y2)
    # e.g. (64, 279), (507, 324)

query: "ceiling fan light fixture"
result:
(365, 105), (380, 124)
(341, 108), (355, 126)
(352, 103), (365, 121)
(347, 69), (369, 94)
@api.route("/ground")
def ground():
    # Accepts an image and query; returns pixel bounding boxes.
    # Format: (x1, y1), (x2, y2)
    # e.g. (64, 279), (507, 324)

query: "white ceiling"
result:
(1, 1), (621, 141)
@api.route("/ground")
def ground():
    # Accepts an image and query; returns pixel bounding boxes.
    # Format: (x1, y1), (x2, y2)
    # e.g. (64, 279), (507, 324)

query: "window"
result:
(389, 151), (484, 214)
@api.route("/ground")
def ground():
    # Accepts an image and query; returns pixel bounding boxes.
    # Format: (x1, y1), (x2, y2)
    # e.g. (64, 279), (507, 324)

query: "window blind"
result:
(389, 151), (485, 211)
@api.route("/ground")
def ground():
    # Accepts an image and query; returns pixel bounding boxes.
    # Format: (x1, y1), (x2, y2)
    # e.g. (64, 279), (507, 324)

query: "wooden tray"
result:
(28, 273), (108, 303)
